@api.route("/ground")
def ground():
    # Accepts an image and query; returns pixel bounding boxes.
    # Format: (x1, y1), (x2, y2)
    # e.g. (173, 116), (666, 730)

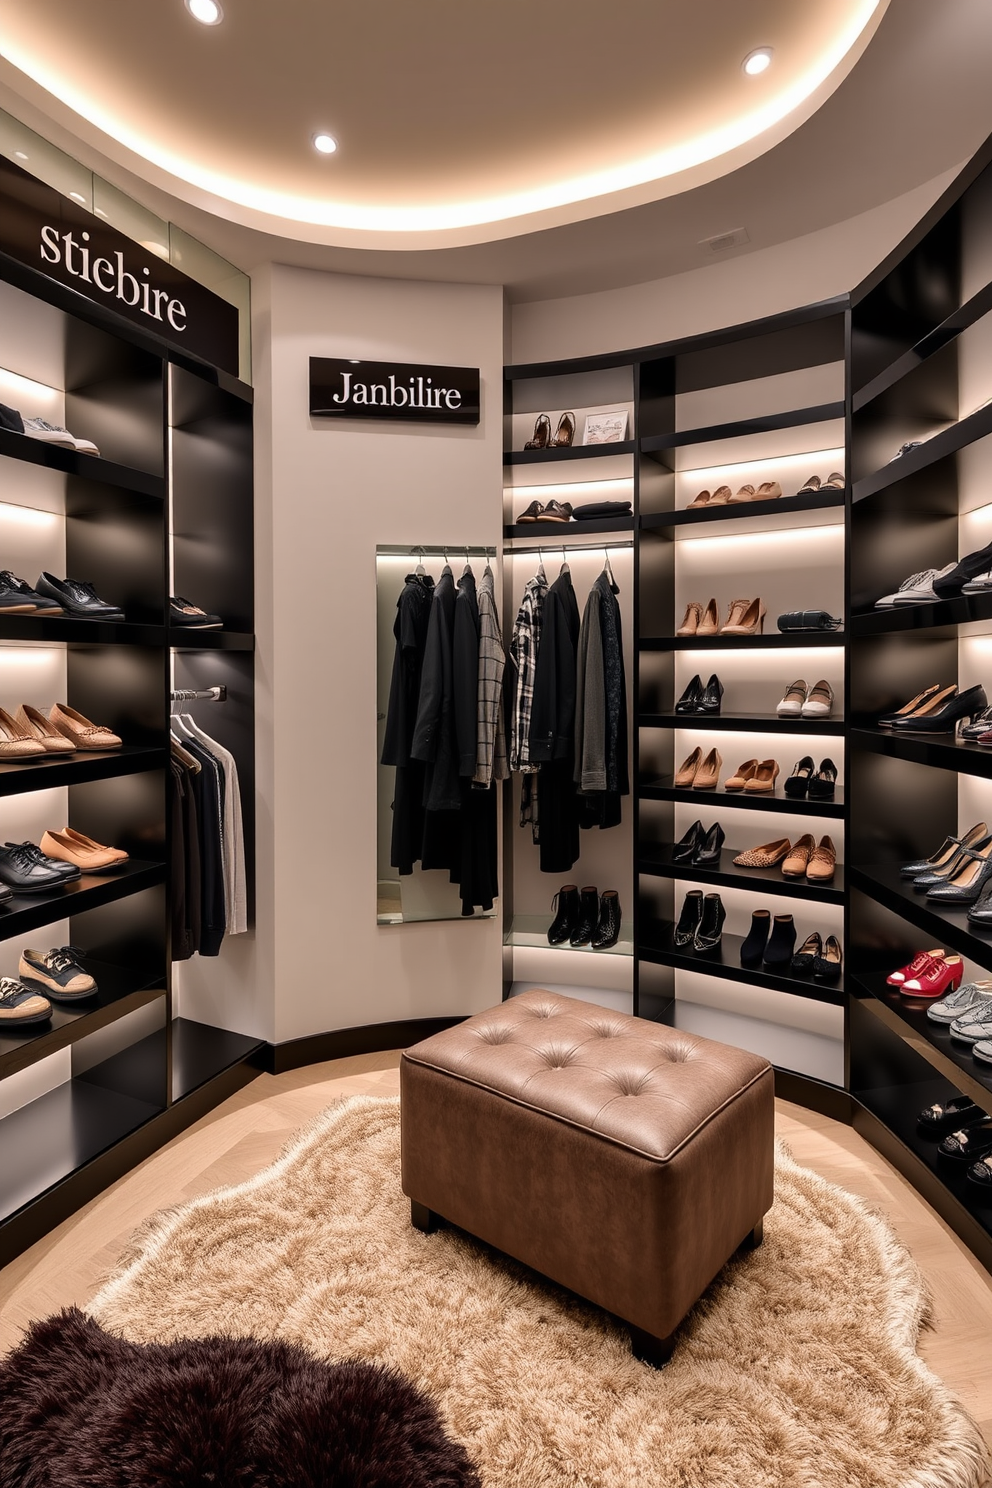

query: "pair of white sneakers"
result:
(927, 981), (992, 1063)
(22, 417), (100, 456)
(877, 562), (992, 607)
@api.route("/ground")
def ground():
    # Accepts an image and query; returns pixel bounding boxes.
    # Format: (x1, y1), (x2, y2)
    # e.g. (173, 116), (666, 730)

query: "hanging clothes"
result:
(412, 566), (460, 812)
(574, 567), (629, 831)
(174, 729), (227, 956)
(381, 572), (434, 874)
(176, 713), (249, 934)
(453, 566), (480, 779)
(384, 558), (502, 915)
(529, 565), (581, 874)
(169, 747), (201, 962)
(473, 564), (509, 789)
(508, 566), (547, 772)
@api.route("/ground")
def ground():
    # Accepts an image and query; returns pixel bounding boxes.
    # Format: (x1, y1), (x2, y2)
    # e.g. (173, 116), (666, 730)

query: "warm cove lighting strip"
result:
(679, 522), (844, 552)
(0, 366), (62, 409)
(511, 479), (633, 501)
(0, 499), (60, 529)
(0, 1), (885, 232)
(679, 448), (845, 484)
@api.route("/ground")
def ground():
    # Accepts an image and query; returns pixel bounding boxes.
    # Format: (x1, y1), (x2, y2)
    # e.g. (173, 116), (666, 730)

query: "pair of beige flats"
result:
(688, 482), (782, 508)
(41, 828), (129, 874)
(0, 703), (122, 759)
(733, 833), (836, 882)
(677, 597), (766, 636)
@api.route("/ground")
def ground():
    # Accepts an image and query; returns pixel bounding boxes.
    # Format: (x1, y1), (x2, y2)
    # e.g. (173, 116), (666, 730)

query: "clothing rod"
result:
(375, 544), (497, 558)
(507, 539), (634, 557)
(170, 686), (227, 702)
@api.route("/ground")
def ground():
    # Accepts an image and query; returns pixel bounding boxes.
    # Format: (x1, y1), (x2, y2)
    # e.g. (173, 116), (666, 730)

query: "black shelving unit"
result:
(0, 156), (260, 1265)
(847, 136), (992, 1268)
(639, 712), (845, 734)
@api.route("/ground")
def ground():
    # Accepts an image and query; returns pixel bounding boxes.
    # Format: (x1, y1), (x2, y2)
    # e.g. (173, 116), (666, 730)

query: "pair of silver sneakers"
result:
(927, 980), (992, 1062)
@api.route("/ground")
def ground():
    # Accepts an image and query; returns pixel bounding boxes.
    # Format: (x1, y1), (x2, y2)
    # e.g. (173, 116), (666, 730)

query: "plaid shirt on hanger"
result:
(509, 568), (547, 772)
(474, 566), (509, 787)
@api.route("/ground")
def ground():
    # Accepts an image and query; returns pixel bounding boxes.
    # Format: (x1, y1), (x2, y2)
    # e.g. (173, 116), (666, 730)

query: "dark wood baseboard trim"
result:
(268, 1016), (467, 1075)
(0, 1060), (260, 1269)
(774, 1068), (853, 1123)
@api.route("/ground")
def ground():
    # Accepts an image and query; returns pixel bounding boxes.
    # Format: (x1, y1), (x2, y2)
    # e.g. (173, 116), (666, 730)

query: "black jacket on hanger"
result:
(453, 568), (480, 777)
(527, 569), (582, 873)
(528, 568), (580, 763)
(170, 753), (201, 961)
(381, 573), (434, 874)
(183, 735), (226, 956)
(578, 569), (629, 832)
(412, 567), (461, 812)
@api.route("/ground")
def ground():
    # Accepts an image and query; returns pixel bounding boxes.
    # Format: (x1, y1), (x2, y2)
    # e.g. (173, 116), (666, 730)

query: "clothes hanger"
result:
(462, 546), (473, 576)
(537, 547), (547, 581)
(603, 548), (616, 586)
(560, 544), (569, 576)
(441, 545), (452, 576)
(414, 545), (428, 579)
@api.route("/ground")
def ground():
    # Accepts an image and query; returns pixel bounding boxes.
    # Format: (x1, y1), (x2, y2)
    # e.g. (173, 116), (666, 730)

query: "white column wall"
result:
(253, 265), (505, 1045)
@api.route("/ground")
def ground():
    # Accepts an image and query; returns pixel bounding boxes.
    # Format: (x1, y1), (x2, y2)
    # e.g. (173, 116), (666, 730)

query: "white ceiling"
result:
(0, 0), (990, 303)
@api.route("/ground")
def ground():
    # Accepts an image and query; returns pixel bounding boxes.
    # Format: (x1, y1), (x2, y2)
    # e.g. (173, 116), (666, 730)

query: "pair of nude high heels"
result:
(677, 597), (766, 636)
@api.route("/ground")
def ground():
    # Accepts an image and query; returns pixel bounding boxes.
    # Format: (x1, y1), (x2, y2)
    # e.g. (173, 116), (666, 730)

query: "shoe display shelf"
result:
(848, 140), (992, 1269)
(633, 304), (849, 1095)
(501, 356), (637, 1010)
(0, 207), (260, 1264)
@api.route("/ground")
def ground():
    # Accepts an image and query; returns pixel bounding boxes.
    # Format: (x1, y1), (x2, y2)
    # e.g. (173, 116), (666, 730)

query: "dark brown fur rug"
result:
(0, 1306), (480, 1487)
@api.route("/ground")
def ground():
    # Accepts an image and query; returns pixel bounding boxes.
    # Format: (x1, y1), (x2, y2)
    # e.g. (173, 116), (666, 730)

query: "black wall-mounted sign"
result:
(0, 154), (240, 376)
(310, 357), (480, 425)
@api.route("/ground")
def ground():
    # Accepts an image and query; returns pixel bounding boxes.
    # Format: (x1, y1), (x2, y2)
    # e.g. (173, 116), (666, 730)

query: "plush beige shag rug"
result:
(90, 1095), (990, 1488)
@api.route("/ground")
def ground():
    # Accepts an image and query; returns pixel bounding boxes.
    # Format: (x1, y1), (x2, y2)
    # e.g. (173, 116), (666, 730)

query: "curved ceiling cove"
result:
(0, 0), (888, 247)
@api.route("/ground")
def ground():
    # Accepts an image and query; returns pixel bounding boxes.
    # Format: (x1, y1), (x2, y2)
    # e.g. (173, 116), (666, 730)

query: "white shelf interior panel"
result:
(675, 361), (844, 432)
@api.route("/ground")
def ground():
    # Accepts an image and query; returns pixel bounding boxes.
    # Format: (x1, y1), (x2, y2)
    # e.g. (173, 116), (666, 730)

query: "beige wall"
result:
(510, 166), (962, 365)
(253, 264), (505, 1044)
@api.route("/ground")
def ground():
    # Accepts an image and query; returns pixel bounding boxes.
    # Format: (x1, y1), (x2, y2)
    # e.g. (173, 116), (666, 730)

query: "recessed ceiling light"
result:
(13, 150), (28, 160)
(185, 0), (223, 25)
(742, 47), (773, 75)
(69, 191), (86, 203)
(313, 134), (338, 156)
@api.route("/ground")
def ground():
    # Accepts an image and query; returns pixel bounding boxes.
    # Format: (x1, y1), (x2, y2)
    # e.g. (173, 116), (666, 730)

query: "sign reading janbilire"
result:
(310, 357), (480, 425)
(0, 154), (239, 376)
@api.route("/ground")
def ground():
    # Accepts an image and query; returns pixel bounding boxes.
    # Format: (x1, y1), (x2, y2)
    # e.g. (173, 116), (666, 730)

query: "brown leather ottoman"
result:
(401, 989), (774, 1364)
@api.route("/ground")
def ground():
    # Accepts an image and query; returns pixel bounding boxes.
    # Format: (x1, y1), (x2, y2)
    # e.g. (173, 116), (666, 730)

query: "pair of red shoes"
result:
(886, 948), (963, 998)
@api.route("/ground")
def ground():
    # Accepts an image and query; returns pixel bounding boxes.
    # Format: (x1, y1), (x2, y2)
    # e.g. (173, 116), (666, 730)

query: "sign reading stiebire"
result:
(0, 153), (240, 375)
(310, 357), (480, 425)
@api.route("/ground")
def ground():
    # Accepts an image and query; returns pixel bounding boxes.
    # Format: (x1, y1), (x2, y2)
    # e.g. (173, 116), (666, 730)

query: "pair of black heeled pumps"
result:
(672, 819), (724, 868)
(675, 674), (723, 715)
(547, 885), (621, 949)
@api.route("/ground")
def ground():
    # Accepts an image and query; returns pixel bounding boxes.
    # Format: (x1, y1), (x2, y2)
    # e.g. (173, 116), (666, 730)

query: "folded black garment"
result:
(778, 610), (842, 632)
(933, 541), (992, 597)
(570, 500), (633, 519)
(0, 401), (24, 434)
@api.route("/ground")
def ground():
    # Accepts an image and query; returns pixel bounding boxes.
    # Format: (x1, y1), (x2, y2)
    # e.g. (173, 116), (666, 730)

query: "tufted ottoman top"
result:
(404, 990), (771, 1163)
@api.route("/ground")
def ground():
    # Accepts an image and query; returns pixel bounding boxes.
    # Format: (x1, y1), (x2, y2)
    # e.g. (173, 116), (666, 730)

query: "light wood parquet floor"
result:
(1, 1054), (990, 1469)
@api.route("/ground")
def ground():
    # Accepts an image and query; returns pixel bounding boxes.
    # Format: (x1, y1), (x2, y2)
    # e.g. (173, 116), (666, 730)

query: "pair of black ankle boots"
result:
(673, 889), (726, 952)
(548, 885), (621, 949)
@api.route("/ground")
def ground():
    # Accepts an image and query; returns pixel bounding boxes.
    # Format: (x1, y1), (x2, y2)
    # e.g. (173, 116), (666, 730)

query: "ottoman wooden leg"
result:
(740, 1217), (764, 1250)
(629, 1325), (675, 1369)
(410, 1199), (440, 1233)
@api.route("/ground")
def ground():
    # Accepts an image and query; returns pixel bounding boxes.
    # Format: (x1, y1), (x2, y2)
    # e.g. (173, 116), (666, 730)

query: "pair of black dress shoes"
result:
(672, 819), (724, 867)
(675, 674), (723, 715)
(673, 890), (725, 952)
(0, 840), (81, 895)
(879, 682), (988, 733)
(547, 885), (621, 949)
